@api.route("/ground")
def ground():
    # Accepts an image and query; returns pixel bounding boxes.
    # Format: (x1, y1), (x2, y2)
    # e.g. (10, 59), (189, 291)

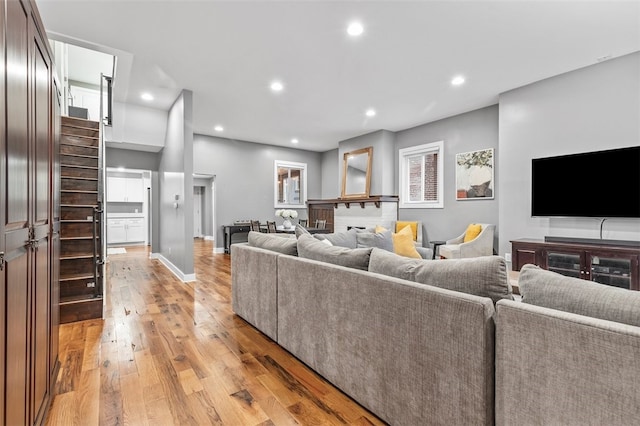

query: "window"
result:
(274, 160), (307, 208)
(399, 141), (444, 208)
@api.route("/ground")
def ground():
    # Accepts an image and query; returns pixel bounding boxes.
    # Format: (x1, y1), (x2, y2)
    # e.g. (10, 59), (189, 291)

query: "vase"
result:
(282, 219), (292, 229)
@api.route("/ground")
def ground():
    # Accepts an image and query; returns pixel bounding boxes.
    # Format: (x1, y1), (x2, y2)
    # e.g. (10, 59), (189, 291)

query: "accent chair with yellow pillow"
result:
(439, 223), (495, 259)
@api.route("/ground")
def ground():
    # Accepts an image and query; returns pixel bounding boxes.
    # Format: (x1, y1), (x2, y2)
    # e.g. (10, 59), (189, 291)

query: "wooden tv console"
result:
(510, 238), (640, 291)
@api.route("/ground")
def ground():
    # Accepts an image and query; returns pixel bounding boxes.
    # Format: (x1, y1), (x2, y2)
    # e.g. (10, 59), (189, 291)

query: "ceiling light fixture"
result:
(270, 81), (284, 92)
(291, 138), (299, 144)
(214, 125), (224, 132)
(451, 76), (465, 86)
(365, 109), (376, 117)
(347, 22), (364, 36)
(141, 92), (154, 101)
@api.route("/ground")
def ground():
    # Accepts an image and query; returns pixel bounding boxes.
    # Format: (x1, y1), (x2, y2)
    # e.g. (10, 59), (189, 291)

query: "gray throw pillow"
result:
(369, 248), (512, 304)
(297, 234), (372, 270)
(248, 231), (298, 256)
(356, 230), (394, 252)
(313, 228), (358, 248)
(295, 224), (311, 239)
(519, 264), (640, 327)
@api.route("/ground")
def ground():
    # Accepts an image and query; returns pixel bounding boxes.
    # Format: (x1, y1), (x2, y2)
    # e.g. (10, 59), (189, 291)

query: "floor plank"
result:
(45, 239), (387, 426)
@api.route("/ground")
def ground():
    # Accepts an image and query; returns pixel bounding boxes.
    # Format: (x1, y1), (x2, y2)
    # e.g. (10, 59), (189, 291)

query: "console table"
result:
(223, 224), (250, 254)
(510, 238), (640, 291)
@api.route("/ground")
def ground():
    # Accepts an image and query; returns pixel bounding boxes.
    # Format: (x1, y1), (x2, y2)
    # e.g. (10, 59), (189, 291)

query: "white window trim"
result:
(399, 141), (444, 209)
(274, 160), (307, 208)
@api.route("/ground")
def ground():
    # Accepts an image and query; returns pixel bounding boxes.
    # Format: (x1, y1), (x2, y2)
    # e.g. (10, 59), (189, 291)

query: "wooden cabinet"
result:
(307, 199), (335, 232)
(511, 238), (640, 291)
(0, 0), (59, 423)
(107, 217), (145, 244)
(107, 176), (143, 202)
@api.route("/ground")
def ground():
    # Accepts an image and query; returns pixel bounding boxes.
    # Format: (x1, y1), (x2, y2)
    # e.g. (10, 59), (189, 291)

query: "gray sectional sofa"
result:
(231, 230), (640, 425)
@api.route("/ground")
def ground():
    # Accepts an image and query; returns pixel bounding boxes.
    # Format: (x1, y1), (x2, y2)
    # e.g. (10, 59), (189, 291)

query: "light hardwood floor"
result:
(45, 239), (386, 425)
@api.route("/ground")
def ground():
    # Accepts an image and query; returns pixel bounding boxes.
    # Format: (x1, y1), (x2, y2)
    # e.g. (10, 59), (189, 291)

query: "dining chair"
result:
(298, 219), (308, 227)
(315, 219), (327, 229)
(250, 220), (262, 232)
(266, 221), (277, 233)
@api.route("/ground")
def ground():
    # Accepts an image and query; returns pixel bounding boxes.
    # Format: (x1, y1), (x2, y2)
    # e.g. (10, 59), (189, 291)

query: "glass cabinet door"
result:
(546, 252), (582, 278)
(589, 254), (632, 290)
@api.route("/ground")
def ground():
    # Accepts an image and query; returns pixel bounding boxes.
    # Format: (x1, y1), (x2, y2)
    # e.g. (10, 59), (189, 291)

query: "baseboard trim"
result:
(149, 253), (197, 282)
(213, 247), (225, 254)
(204, 235), (214, 241)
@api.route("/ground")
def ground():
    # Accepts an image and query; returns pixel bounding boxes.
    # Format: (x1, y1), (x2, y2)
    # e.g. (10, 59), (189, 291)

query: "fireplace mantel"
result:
(307, 195), (398, 209)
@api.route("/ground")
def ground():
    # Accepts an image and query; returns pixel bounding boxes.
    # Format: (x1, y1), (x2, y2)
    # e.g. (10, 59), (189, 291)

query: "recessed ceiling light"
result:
(347, 22), (364, 36)
(365, 109), (376, 117)
(270, 81), (284, 92)
(141, 92), (154, 101)
(291, 138), (299, 144)
(451, 76), (465, 86)
(214, 125), (224, 132)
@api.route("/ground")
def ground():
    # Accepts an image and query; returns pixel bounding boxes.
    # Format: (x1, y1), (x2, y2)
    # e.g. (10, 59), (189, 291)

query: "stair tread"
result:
(60, 153), (99, 159)
(61, 219), (94, 222)
(61, 254), (96, 260)
(61, 236), (100, 241)
(61, 189), (98, 194)
(60, 165), (98, 170)
(60, 273), (96, 282)
(60, 133), (99, 140)
(60, 295), (103, 305)
(61, 204), (98, 208)
(61, 176), (98, 181)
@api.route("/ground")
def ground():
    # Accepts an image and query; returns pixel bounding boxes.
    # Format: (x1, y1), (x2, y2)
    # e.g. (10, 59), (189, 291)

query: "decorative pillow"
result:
(519, 264), (640, 327)
(356, 229), (394, 252)
(464, 224), (482, 242)
(248, 231), (298, 256)
(392, 225), (421, 259)
(295, 224), (311, 239)
(297, 234), (372, 270)
(369, 248), (512, 304)
(313, 228), (358, 248)
(395, 221), (418, 241)
(375, 225), (388, 233)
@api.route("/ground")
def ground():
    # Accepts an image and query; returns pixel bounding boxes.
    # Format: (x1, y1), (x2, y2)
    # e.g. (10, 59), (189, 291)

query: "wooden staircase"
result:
(59, 116), (104, 323)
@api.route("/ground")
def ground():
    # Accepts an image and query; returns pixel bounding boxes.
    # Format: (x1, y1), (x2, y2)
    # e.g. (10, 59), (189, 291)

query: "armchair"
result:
(439, 224), (495, 259)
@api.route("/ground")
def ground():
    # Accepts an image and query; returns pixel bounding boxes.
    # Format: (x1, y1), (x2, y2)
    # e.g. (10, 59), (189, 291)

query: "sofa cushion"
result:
(369, 248), (512, 303)
(519, 264), (640, 327)
(297, 233), (372, 270)
(248, 231), (298, 256)
(313, 228), (358, 248)
(392, 225), (421, 259)
(356, 229), (394, 252)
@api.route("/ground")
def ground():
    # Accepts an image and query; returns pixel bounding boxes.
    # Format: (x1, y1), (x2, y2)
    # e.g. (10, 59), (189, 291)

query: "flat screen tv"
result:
(531, 146), (640, 218)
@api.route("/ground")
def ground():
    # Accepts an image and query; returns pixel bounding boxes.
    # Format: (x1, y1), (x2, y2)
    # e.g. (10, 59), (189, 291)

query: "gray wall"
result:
(499, 51), (640, 259)
(157, 90), (194, 276)
(193, 135), (323, 250)
(338, 130), (396, 196)
(321, 148), (339, 198)
(395, 105), (500, 245)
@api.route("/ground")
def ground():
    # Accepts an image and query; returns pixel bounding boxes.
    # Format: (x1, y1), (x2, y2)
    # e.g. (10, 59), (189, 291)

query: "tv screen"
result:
(531, 146), (640, 218)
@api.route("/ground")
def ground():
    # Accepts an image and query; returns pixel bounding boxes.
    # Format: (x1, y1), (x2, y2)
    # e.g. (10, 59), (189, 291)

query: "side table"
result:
(430, 240), (446, 259)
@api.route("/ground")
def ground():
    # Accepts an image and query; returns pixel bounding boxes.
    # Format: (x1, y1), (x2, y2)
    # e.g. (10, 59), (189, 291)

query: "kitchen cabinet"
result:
(107, 176), (144, 202)
(107, 217), (145, 244)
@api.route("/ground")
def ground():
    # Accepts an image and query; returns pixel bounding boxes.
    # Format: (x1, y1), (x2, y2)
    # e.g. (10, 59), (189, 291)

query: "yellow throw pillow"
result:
(375, 225), (388, 233)
(395, 221), (418, 241)
(392, 225), (422, 259)
(464, 224), (482, 243)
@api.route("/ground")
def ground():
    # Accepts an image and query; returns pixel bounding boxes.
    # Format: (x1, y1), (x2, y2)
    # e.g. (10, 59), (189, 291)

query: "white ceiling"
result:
(37, 0), (640, 152)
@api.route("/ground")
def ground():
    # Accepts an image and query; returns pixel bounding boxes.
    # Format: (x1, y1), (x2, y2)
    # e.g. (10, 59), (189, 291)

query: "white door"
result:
(193, 187), (202, 238)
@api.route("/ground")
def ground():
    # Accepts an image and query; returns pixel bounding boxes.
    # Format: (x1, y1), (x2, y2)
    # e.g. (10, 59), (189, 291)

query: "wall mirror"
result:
(341, 147), (373, 199)
(274, 160), (307, 208)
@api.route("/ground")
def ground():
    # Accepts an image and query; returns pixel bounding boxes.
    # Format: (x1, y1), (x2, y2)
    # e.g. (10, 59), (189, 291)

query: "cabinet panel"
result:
(107, 176), (143, 202)
(126, 218), (145, 242)
(107, 219), (126, 244)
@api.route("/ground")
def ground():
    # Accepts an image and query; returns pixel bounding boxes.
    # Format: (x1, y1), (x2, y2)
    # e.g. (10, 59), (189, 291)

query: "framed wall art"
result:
(455, 148), (494, 200)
